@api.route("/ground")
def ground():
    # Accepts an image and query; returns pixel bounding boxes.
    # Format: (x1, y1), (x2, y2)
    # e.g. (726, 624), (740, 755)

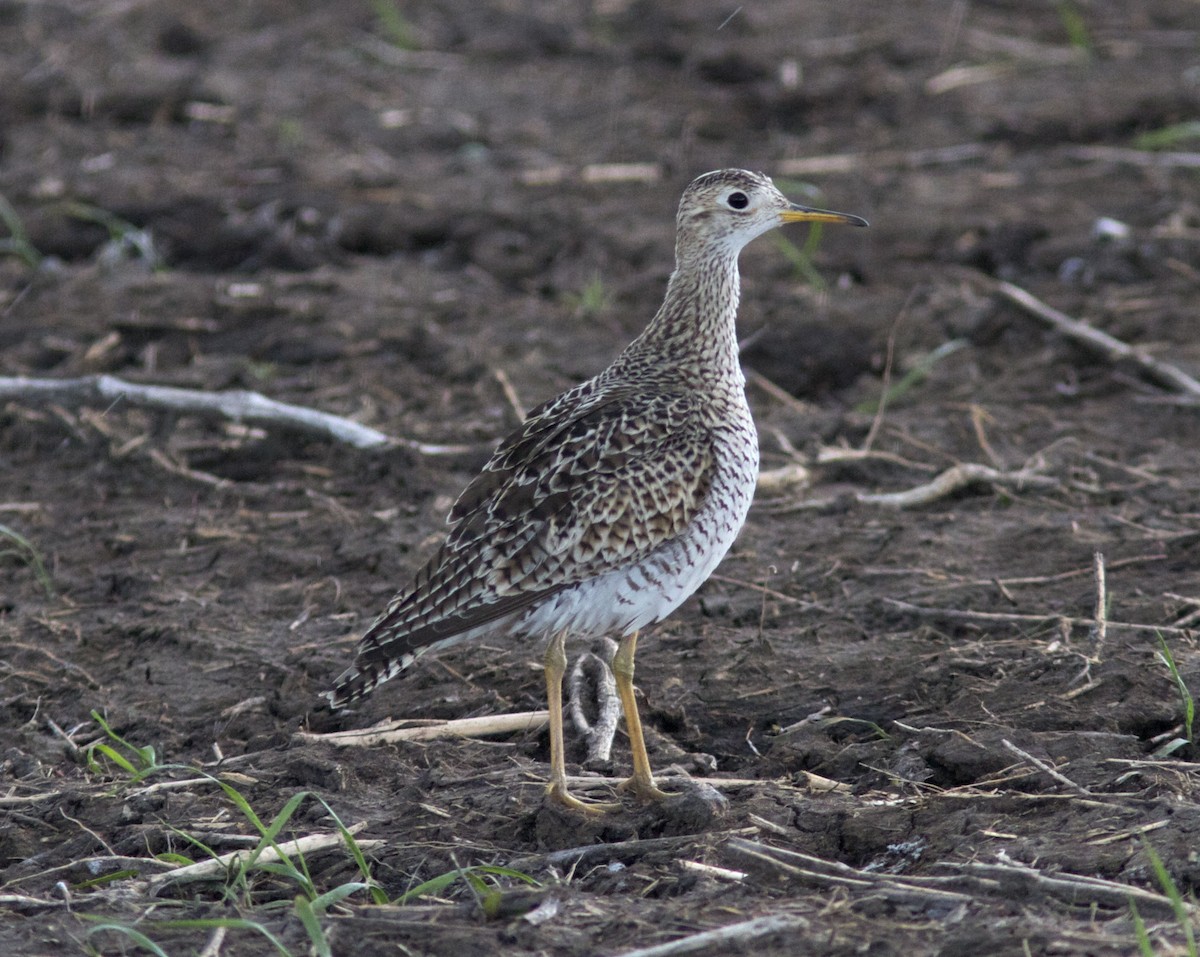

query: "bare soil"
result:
(3, 2), (1200, 955)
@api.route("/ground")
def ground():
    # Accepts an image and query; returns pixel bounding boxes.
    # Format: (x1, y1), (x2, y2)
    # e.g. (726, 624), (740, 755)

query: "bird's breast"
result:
(517, 402), (759, 642)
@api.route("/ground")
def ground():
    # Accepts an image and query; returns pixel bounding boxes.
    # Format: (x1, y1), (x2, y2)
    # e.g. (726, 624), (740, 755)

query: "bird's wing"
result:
(325, 386), (714, 706)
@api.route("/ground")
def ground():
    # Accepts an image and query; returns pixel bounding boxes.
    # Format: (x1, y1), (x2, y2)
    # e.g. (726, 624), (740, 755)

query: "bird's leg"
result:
(612, 630), (674, 802)
(543, 629), (617, 814)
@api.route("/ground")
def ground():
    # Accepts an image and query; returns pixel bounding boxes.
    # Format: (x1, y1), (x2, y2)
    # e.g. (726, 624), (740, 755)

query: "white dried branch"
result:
(678, 859), (747, 882)
(0, 374), (476, 454)
(146, 824), (380, 891)
(1063, 145), (1200, 170)
(725, 838), (1195, 920)
(1092, 550), (1108, 648)
(615, 914), (811, 957)
(859, 463), (1056, 507)
(778, 142), (989, 176)
(994, 281), (1200, 399)
(296, 710), (549, 748)
(765, 462), (1057, 513)
(1000, 738), (1092, 797)
(885, 598), (1196, 636)
(949, 857), (1198, 918)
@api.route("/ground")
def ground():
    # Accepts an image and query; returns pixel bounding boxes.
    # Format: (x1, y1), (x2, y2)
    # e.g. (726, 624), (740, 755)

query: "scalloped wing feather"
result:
(326, 387), (713, 706)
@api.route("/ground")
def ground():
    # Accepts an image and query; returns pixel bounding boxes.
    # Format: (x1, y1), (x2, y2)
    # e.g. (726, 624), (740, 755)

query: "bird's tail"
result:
(322, 649), (417, 710)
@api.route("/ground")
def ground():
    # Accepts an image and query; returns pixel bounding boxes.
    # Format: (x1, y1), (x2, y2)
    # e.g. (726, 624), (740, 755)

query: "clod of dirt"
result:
(533, 780), (727, 848)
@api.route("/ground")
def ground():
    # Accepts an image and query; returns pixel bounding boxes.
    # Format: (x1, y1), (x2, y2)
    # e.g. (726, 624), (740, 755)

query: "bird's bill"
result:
(781, 205), (869, 228)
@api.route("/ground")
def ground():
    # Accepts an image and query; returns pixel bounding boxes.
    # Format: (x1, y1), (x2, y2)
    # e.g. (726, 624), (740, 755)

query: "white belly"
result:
(518, 428), (759, 640)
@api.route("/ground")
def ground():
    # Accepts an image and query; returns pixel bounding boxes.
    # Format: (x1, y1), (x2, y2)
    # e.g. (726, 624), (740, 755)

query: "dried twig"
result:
(197, 927), (227, 957)
(615, 914), (811, 957)
(492, 367), (526, 421)
(296, 711), (550, 748)
(725, 838), (975, 904)
(726, 838), (1195, 920)
(754, 463), (810, 495)
(1000, 738), (1092, 797)
(507, 827), (759, 874)
(863, 289), (917, 452)
(859, 463), (1056, 507)
(146, 825), (380, 891)
(768, 462), (1057, 513)
(885, 598), (1195, 636)
(1092, 550), (1108, 649)
(1063, 145), (1200, 170)
(678, 859), (747, 882)
(0, 374), (477, 454)
(946, 857), (1197, 918)
(778, 142), (989, 176)
(993, 281), (1200, 400)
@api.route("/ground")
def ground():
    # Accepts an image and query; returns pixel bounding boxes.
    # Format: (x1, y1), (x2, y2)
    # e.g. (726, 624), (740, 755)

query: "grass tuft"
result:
(0, 194), (43, 268)
(0, 523), (54, 595)
(854, 339), (967, 415)
(1055, 1), (1093, 55)
(568, 274), (611, 318)
(1134, 121), (1200, 151)
(1156, 633), (1195, 745)
(84, 710), (163, 784)
(773, 227), (828, 290)
(1132, 841), (1198, 957)
(395, 863), (540, 906)
(84, 917), (293, 957)
(63, 201), (162, 270)
(76, 714), (540, 954)
(369, 0), (418, 49)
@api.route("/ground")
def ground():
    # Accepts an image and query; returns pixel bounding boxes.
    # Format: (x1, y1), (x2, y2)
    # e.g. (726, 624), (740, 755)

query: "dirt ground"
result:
(3, 1), (1200, 955)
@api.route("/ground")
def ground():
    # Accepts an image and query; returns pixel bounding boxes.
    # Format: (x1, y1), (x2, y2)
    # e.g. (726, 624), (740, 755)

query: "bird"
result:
(323, 169), (867, 812)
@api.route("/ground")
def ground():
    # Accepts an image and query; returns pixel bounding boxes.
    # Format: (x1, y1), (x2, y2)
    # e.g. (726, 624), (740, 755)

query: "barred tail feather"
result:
(322, 650), (417, 710)
(322, 607), (531, 710)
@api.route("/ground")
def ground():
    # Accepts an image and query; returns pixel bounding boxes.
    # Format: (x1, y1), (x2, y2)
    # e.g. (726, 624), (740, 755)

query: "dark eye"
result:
(726, 191), (749, 210)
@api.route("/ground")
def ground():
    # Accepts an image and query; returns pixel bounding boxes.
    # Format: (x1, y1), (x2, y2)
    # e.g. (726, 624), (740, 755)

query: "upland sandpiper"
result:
(324, 169), (867, 811)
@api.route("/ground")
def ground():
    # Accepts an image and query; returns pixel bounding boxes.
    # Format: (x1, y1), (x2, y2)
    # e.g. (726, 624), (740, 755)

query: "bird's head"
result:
(675, 168), (867, 260)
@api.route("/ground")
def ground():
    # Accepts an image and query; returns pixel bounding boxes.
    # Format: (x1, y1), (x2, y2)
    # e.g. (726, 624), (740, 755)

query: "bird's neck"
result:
(620, 251), (744, 385)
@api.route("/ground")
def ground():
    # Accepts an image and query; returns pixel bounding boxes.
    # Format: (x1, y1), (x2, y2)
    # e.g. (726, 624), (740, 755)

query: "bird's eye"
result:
(726, 191), (749, 210)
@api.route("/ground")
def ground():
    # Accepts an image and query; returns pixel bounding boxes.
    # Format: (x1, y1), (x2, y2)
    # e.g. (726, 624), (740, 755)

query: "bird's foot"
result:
(545, 779), (621, 815)
(617, 772), (676, 803)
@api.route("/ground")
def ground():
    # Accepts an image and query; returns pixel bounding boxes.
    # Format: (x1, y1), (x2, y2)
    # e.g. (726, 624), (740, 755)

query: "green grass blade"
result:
(1129, 899), (1154, 956)
(1134, 121), (1200, 151)
(0, 523), (54, 594)
(72, 869), (139, 891)
(369, 0), (418, 49)
(314, 796), (389, 903)
(1142, 841), (1198, 957)
(163, 822), (220, 862)
(294, 895), (332, 957)
(86, 742), (139, 777)
(395, 868), (467, 904)
(472, 864), (541, 886)
(772, 231), (826, 289)
(155, 918), (293, 956)
(311, 882), (371, 914)
(854, 339), (967, 415)
(88, 711), (160, 776)
(1055, 1), (1092, 54)
(84, 924), (171, 957)
(1156, 633), (1195, 743)
(0, 195), (43, 268)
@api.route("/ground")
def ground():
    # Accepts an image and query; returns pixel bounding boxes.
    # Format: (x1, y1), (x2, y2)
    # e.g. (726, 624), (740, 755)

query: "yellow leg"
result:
(543, 630), (616, 814)
(612, 631), (673, 802)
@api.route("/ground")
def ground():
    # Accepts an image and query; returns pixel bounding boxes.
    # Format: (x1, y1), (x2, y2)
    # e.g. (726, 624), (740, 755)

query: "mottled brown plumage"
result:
(324, 169), (866, 810)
